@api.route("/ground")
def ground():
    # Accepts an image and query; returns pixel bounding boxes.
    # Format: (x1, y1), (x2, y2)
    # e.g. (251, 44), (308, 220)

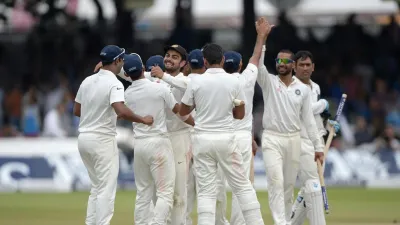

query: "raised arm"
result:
(301, 89), (324, 153)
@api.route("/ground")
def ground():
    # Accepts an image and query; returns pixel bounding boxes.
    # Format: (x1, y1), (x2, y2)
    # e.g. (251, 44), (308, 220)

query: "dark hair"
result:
(224, 67), (237, 74)
(190, 63), (203, 70)
(294, 51), (314, 63)
(202, 43), (224, 65)
(102, 61), (113, 66)
(278, 49), (294, 60)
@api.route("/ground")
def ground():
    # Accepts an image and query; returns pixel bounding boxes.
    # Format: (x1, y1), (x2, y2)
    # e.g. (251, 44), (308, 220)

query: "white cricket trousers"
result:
(192, 132), (264, 225)
(78, 133), (119, 225)
(168, 129), (191, 225)
(230, 130), (254, 225)
(262, 130), (301, 225)
(291, 138), (326, 225)
(133, 136), (175, 225)
(186, 152), (197, 225)
(215, 130), (253, 225)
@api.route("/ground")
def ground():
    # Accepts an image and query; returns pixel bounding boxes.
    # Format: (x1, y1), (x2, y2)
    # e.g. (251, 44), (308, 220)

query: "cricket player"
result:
(151, 49), (206, 225)
(74, 45), (153, 225)
(94, 54), (167, 84)
(123, 53), (190, 225)
(179, 24), (267, 224)
(215, 49), (261, 225)
(290, 51), (340, 225)
(150, 44), (192, 225)
(257, 42), (325, 224)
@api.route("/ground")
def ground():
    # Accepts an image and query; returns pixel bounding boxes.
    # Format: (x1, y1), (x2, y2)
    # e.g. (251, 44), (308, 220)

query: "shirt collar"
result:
(131, 78), (149, 86)
(98, 69), (116, 76)
(233, 72), (240, 76)
(206, 68), (225, 74)
(279, 75), (297, 86)
(188, 73), (201, 78)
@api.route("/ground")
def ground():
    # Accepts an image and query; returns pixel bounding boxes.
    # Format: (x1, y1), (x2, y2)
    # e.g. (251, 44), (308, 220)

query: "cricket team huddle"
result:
(73, 17), (342, 225)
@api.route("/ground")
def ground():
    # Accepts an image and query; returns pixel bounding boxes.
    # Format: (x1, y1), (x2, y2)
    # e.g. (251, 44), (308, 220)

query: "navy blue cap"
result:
(100, 45), (125, 63)
(224, 51), (242, 72)
(123, 53), (143, 78)
(188, 49), (204, 69)
(145, 55), (165, 72)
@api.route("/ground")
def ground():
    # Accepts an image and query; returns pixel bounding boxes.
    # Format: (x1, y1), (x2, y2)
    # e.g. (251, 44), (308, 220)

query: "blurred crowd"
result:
(0, 8), (399, 152)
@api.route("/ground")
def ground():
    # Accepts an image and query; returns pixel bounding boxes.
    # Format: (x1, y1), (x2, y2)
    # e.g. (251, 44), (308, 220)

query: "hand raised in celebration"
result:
(255, 17), (274, 38)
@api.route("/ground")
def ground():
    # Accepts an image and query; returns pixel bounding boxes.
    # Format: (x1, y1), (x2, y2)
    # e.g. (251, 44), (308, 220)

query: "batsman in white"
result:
(123, 53), (191, 225)
(257, 43), (325, 223)
(290, 51), (340, 225)
(215, 45), (265, 225)
(152, 49), (207, 225)
(150, 44), (194, 225)
(73, 45), (153, 225)
(179, 34), (266, 225)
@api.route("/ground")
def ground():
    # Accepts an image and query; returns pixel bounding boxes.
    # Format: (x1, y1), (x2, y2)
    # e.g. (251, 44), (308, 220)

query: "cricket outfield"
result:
(0, 188), (399, 225)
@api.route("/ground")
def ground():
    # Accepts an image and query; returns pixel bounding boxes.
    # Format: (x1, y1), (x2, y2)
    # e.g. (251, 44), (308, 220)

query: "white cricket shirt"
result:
(181, 68), (246, 133)
(75, 69), (125, 136)
(163, 73), (192, 133)
(257, 53), (323, 152)
(124, 79), (177, 138)
(233, 63), (258, 132)
(295, 77), (327, 139)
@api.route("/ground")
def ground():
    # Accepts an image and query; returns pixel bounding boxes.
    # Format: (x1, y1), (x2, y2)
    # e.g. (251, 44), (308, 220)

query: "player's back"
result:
(191, 69), (242, 133)
(78, 71), (123, 136)
(124, 79), (173, 138)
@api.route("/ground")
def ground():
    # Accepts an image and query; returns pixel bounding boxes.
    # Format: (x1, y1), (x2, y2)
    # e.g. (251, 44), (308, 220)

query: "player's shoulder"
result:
(295, 81), (311, 94)
(311, 80), (321, 91)
(244, 63), (258, 74)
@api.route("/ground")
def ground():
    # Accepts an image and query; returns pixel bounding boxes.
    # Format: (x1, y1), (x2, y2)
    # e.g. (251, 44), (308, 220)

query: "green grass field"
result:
(0, 188), (399, 225)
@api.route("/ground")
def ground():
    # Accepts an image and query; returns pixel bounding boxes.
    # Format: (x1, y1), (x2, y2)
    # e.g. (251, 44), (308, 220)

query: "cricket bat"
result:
(317, 93), (347, 215)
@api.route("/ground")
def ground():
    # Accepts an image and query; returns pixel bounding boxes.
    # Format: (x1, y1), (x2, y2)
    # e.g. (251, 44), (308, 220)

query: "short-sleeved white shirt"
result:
(124, 79), (177, 138)
(75, 69), (125, 136)
(181, 68), (245, 133)
(233, 63), (258, 132)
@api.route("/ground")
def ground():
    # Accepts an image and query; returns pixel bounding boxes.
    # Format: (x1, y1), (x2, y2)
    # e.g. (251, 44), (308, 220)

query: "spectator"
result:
(45, 73), (69, 113)
(21, 86), (41, 137)
(375, 125), (400, 152)
(353, 116), (374, 146)
(0, 116), (19, 137)
(43, 102), (68, 137)
(0, 85), (3, 128)
(4, 84), (22, 130)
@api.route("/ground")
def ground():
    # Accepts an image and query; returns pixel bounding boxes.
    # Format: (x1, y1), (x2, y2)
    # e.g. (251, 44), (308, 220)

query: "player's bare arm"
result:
(111, 102), (154, 125)
(73, 102), (81, 117)
(233, 103), (245, 119)
(248, 17), (271, 67)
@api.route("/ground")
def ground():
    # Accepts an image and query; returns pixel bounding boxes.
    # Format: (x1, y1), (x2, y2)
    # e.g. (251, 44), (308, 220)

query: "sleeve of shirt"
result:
(117, 68), (133, 82)
(75, 86), (83, 104)
(144, 72), (154, 81)
(161, 86), (178, 110)
(257, 46), (273, 90)
(181, 80), (195, 106)
(235, 80), (246, 103)
(241, 63), (258, 88)
(109, 82), (125, 105)
(162, 74), (188, 92)
(312, 100), (326, 115)
(301, 88), (324, 152)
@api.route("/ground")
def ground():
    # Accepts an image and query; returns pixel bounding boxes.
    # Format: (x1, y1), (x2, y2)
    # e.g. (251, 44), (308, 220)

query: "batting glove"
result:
(328, 119), (341, 134)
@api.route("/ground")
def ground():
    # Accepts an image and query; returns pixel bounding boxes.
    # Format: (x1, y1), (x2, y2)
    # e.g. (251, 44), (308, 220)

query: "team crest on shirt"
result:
(295, 89), (301, 95)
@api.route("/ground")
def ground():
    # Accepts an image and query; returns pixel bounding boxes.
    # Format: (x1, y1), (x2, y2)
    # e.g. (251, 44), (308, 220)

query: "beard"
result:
(276, 65), (292, 76)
